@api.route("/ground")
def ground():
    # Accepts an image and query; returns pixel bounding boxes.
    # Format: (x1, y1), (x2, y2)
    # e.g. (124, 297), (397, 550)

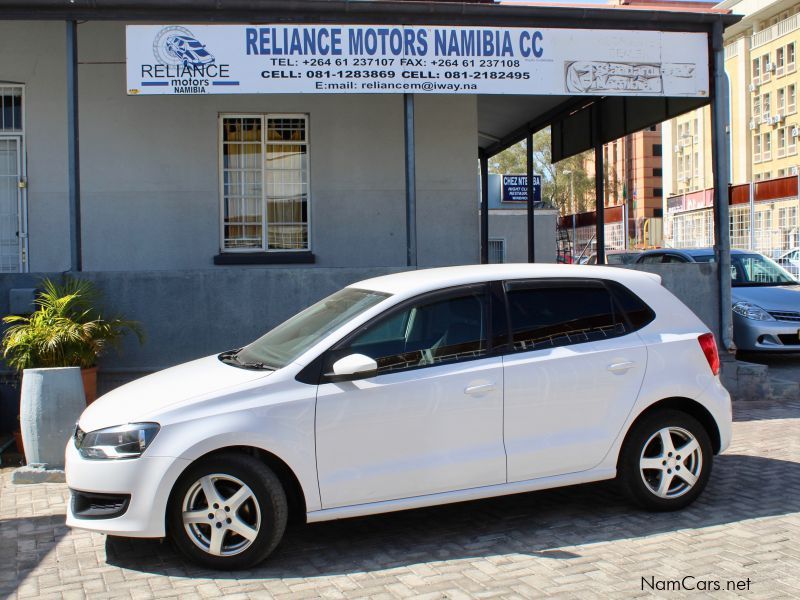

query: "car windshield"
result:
(229, 288), (390, 370)
(731, 253), (797, 287)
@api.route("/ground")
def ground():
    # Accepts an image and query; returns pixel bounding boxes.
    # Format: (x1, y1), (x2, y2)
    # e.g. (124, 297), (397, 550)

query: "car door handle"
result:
(607, 361), (635, 373)
(464, 383), (496, 395)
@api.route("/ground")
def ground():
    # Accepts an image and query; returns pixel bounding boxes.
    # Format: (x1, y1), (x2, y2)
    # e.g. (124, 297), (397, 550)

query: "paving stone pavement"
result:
(2, 400), (800, 599)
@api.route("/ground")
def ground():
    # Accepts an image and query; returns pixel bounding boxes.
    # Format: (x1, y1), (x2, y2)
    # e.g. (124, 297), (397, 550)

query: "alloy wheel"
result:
(639, 426), (703, 499)
(181, 473), (262, 557)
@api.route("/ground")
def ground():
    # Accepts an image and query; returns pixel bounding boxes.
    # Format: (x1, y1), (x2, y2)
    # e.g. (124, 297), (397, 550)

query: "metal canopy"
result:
(1, 0), (739, 30)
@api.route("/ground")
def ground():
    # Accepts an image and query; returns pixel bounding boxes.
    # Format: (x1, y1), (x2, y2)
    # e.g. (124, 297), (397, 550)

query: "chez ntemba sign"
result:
(126, 24), (710, 96)
(502, 175), (541, 204)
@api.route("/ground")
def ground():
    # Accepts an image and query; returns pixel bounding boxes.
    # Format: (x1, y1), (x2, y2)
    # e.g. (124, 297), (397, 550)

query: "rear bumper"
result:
(65, 442), (189, 538)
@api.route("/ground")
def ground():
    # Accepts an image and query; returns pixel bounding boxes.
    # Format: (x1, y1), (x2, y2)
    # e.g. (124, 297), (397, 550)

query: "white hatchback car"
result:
(66, 265), (732, 569)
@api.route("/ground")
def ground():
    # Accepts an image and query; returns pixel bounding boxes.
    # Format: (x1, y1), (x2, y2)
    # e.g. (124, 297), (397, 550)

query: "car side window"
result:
(504, 282), (625, 352)
(328, 288), (488, 376)
(663, 254), (689, 264)
(641, 254), (664, 264)
(605, 281), (656, 330)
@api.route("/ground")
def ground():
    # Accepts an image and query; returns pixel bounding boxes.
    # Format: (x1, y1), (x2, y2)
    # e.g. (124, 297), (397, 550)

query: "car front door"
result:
(502, 279), (649, 482)
(315, 284), (507, 509)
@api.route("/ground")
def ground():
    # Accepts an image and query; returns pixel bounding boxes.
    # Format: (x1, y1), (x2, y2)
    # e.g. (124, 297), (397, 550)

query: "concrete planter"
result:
(19, 367), (85, 469)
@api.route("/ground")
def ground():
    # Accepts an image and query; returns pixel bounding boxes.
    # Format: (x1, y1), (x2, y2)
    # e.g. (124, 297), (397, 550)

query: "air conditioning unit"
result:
(749, 120), (757, 130)
(769, 62), (777, 73)
(791, 166), (799, 175)
(792, 126), (799, 137)
(773, 114), (783, 124)
(764, 112), (772, 122)
(749, 83), (757, 92)
(673, 144), (680, 152)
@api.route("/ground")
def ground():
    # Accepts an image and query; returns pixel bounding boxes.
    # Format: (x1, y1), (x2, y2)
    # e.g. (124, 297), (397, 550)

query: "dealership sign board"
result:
(502, 175), (541, 203)
(126, 25), (709, 96)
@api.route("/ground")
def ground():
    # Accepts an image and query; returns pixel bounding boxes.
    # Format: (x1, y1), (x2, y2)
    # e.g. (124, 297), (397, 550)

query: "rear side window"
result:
(505, 282), (624, 351)
(606, 281), (656, 331)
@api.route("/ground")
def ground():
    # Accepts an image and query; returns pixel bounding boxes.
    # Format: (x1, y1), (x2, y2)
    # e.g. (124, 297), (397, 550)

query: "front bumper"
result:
(65, 441), (189, 538)
(733, 313), (800, 352)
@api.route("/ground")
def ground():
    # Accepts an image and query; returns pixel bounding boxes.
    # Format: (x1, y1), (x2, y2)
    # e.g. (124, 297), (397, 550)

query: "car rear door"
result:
(315, 284), (507, 509)
(502, 279), (649, 482)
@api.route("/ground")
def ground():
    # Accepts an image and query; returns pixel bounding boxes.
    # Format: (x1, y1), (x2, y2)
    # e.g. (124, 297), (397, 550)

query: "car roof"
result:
(639, 248), (751, 256)
(351, 264), (661, 296)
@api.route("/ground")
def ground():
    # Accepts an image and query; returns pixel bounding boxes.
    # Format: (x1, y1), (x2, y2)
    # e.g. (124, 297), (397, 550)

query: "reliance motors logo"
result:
(153, 26), (215, 67)
(135, 26), (236, 94)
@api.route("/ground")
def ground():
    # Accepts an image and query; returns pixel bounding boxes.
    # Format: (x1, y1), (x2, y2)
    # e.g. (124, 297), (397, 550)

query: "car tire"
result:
(618, 409), (713, 511)
(167, 452), (288, 569)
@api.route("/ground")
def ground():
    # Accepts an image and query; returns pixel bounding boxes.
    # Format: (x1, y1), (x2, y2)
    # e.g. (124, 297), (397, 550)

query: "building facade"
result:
(663, 0), (800, 255)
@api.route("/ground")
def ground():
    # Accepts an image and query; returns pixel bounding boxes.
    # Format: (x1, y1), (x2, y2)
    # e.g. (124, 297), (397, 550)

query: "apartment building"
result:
(567, 126), (664, 254)
(663, 0), (800, 255)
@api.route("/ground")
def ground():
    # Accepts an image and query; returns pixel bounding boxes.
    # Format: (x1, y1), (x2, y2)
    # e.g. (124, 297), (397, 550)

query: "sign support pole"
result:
(480, 153), (489, 264)
(593, 103), (605, 265)
(404, 93), (417, 268)
(710, 21), (734, 351)
(67, 20), (82, 272)
(526, 133), (535, 263)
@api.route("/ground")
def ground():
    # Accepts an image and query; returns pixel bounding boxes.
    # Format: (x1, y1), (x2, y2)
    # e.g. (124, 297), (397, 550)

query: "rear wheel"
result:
(618, 410), (712, 511)
(168, 453), (287, 569)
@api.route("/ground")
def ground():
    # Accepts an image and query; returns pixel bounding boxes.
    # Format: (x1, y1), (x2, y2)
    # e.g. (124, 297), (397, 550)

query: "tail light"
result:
(698, 332), (720, 376)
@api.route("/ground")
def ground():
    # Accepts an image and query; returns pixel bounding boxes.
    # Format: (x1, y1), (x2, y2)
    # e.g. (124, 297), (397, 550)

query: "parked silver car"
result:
(635, 248), (800, 352)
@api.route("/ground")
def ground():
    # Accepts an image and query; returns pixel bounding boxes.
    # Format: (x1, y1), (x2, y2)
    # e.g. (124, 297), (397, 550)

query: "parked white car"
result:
(66, 265), (732, 569)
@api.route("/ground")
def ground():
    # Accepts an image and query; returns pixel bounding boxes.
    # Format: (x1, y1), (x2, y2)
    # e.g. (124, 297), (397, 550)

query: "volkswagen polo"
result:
(66, 264), (731, 569)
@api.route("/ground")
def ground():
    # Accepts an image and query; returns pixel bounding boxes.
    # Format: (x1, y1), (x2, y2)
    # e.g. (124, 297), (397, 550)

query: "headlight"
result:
(74, 423), (160, 460)
(732, 301), (775, 321)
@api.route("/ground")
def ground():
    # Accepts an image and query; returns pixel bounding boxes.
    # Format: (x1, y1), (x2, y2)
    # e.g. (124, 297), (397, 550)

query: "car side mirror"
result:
(327, 354), (378, 382)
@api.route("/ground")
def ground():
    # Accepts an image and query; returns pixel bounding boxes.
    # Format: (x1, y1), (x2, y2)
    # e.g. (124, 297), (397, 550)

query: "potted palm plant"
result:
(2, 277), (143, 403)
(1, 277), (143, 467)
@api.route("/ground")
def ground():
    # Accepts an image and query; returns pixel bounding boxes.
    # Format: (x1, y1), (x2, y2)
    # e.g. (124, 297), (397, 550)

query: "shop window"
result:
(219, 114), (309, 254)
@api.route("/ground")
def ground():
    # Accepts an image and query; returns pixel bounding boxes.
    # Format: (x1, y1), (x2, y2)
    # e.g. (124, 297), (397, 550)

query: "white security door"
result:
(0, 136), (25, 273)
(315, 286), (506, 509)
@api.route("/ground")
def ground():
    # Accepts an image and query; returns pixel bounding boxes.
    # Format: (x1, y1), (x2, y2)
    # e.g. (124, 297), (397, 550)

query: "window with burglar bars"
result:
(488, 239), (505, 264)
(220, 114), (309, 251)
(0, 86), (23, 132)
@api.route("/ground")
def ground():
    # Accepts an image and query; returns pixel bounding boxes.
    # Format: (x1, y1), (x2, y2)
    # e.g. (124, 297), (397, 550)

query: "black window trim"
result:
(296, 277), (656, 384)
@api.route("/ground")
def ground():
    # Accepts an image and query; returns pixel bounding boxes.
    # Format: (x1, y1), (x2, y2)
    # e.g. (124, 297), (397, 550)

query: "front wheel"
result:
(168, 452), (287, 569)
(618, 410), (713, 511)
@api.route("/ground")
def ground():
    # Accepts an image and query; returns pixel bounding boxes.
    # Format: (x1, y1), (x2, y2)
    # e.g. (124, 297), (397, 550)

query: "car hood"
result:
(732, 284), (800, 312)
(78, 354), (272, 432)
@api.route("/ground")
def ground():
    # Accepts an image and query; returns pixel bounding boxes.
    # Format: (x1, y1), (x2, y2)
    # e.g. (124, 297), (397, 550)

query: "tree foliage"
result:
(488, 127), (596, 214)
